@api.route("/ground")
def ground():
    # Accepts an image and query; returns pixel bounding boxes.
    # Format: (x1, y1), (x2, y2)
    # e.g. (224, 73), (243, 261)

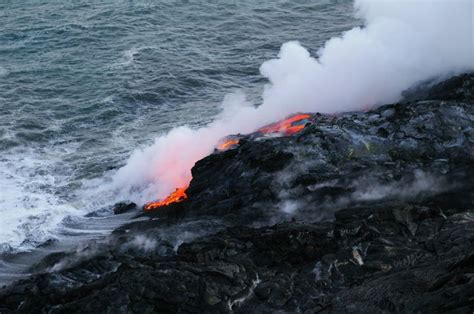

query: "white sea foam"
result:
(0, 152), (78, 253)
(0, 145), (137, 255)
(114, 46), (158, 67)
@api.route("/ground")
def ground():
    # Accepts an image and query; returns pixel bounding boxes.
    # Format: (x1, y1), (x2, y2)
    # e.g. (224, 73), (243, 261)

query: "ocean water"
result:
(0, 1), (358, 260)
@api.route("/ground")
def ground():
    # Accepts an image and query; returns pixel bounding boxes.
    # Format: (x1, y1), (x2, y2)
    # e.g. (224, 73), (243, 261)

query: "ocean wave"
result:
(0, 154), (77, 254)
(0, 66), (9, 77)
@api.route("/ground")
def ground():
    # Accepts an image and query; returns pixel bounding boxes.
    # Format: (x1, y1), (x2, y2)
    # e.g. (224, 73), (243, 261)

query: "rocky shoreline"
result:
(1, 73), (473, 313)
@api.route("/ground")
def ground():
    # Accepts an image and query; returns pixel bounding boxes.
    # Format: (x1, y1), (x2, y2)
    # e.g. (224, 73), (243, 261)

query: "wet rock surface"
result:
(1, 73), (473, 313)
(113, 202), (138, 215)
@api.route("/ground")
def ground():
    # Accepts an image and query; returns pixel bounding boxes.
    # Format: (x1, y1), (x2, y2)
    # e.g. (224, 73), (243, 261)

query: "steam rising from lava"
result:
(112, 0), (473, 205)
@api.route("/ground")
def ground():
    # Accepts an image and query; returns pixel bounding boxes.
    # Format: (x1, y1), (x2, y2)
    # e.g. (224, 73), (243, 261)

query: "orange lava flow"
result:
(258, 114), (311, 135)
(217, 138), (240, 151)
(144, 113), (312, 212)
(144, 185), (189, 211)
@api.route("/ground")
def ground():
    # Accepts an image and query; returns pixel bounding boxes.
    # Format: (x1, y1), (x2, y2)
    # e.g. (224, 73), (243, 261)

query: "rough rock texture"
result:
(113, 202), (138, 215)
(0, 73), (473, 313)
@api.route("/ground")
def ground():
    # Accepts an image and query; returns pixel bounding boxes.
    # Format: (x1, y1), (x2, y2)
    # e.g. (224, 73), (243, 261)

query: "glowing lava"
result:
(143, 185), (188, 211)
(217, 138), (240, 151)
(144, 113), (312, 211)
(258, 113), (311, 135)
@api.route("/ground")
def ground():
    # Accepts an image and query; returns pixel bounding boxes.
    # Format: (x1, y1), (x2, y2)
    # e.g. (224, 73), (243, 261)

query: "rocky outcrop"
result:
(0, 73), (473, 313)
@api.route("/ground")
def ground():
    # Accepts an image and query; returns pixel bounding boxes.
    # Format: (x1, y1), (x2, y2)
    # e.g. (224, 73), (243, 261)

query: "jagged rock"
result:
(0, 73), (473, 313)
(113, 202), (137, 215)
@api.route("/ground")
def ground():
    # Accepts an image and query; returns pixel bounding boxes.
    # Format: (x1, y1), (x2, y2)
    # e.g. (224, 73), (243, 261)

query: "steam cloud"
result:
(112, 0), (473, 204)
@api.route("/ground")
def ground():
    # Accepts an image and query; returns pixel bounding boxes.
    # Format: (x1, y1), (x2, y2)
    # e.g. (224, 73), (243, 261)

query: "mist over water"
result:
(0, 1), (358, 254)
(112, 0), (474, 204)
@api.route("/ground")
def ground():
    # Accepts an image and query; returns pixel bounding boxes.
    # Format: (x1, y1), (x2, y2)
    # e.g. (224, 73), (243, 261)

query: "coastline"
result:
(1, 73), (473, 312)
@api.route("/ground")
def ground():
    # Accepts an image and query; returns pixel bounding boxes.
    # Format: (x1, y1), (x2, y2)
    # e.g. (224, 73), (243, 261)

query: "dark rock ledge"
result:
(0, 73), (473, 313)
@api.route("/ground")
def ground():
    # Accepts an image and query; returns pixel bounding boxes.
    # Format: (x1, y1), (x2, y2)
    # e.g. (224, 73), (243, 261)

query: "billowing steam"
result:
(112, 0), (473, 204)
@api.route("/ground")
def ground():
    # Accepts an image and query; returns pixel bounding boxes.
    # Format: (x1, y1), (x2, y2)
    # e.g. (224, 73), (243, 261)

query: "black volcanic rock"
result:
(0, 73), (473, 313)
(113, 202), (137, 215)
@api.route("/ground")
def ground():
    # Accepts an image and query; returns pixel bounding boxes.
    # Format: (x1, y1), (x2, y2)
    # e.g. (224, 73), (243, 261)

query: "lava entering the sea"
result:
(258, 113), (312, 135)
(144, 113), (312, 211)
(143, 185), (188, 211)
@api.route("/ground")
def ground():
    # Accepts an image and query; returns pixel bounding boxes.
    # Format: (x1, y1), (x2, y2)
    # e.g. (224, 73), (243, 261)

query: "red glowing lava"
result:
(258, 114), (311, 135)
(143, 185), (188, 211)
(217, 138), (240, 151)
(144, 113), (312, 212)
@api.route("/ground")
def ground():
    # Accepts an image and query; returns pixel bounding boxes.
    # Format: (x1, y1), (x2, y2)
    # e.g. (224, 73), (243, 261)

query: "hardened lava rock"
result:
(0, 73), (473, 313)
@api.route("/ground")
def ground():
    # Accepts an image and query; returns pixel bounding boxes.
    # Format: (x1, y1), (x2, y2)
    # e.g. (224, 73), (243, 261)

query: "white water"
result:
(0, 149), (78, 253)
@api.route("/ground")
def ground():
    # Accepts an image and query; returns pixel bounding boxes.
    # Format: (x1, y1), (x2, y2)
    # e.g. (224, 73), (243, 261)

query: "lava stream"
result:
(144, 113), (312, 211)
(258, 113), (311, 135)
(143, 185), (189, 211)
(217, 138), (240, 151)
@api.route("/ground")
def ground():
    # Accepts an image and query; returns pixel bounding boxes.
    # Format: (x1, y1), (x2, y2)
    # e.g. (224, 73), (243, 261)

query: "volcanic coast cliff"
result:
(1, 74), (473, 313)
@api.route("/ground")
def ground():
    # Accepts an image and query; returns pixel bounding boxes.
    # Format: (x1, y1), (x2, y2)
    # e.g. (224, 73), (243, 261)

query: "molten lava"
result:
(258, 113), (311, 135)
(143, 185), (188, 211)
(217, 138), (240, 151)
(144, 113), (312, 212)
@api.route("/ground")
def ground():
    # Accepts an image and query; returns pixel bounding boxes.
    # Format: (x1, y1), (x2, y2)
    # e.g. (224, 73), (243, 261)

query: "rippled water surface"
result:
(0, 1), (358, 257)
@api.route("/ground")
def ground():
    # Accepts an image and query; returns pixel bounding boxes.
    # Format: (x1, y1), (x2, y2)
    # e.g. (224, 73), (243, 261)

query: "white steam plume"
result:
(112, 0), (473, 204)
